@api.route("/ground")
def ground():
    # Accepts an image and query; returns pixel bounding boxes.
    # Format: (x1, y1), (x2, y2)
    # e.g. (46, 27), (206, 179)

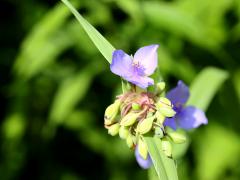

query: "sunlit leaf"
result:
(61, 0), (115, 63)
(187, 67), (229, 111)
(144, 137), (178, 180)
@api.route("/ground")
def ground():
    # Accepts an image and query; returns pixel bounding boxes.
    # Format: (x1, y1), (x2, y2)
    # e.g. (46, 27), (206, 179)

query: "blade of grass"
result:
(187, 67), (229, 111)
(61, 0), (115, 63)
(144, 136), (178, 180)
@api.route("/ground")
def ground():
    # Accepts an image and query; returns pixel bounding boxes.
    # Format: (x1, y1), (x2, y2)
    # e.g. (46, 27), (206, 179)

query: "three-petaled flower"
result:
(110, 45), (159, 89)
(135, 80), (208, 169)
(164, 80), (208, 130)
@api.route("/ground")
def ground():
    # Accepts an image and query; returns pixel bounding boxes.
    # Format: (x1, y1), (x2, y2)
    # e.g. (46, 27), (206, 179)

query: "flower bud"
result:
(156, 82), (166, 92)
(120, 112), (139, 126)
(156, 97), (175, 117)
(136, 116), (154, 134)
(108, 123), (120, 136)
(104, 100), (121, 124)
(162, 139), (172, 157)
(168, 132), (186, 144)
(155, 111), (165, 124)
(138, 138), (148, 159)
(154, 127), (164, 138)
(126, 134), (136, 148)
(119, 126), (129, 139)
(157, 97), (172, 108)
(132, 103), (141, 110)
(159, 107), (176, 118)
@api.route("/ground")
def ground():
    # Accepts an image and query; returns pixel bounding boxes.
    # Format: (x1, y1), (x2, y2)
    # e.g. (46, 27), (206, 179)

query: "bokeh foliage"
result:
(0, 0), (240, 179)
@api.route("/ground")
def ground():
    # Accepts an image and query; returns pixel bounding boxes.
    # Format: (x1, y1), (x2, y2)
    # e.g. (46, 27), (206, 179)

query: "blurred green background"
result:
(0, 0), (240, 179)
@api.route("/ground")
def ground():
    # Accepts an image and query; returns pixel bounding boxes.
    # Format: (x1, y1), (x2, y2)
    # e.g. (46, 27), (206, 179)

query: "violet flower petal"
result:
(133, 45), (159, 76)
(164, 117), (177, 130)
(177, 106), (208, 130)
(166, 80), (190, 106)
(125, 75), (154, 89)
(110, 50), (133, 78)
(135, 147), (152, 169)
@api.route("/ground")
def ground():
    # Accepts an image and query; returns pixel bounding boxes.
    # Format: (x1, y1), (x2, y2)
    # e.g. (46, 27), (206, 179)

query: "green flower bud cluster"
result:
(104, 83), (186, 159)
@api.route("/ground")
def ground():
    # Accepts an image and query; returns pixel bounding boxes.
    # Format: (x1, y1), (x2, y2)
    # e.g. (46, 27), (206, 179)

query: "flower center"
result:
(132, 61), (145, 76)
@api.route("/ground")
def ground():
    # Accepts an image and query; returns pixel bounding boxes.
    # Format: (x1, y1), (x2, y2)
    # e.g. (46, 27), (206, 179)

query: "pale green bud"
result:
(168, 132), (186, 144)
(120, 112), (138, 126)
(156, 97), (175, 117)
(108, 123), (120, 136)
(132, 103), (141, 110)
(162, 139), (172, 157)
(159, 107), (176, 118)
(104, 100), (121, 124)
(119, 126), (129, 139)
(126, 134), (136, 148)
(138, 138), (148, 159)
(155, 111), (165, 124)
(156, 82), (166, 92)
(136, 116), (154, 134)
(157, 97), (172, 108)
(155, 127), (164, 138)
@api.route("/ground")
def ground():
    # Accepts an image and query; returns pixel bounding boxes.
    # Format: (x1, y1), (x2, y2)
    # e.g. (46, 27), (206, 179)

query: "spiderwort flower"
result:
(164, 80), (208, 130)
(110, 45), (159, 89)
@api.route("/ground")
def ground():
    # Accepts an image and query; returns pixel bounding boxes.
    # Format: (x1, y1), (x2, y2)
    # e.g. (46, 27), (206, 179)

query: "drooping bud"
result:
(104, 100), (121, 125)
(155, 127), (164, 138)
(168, 132), (186, 144)
(119, 126), (129, 139)
(136, 116), (154, 134)
(159, 107), (176, 118)
(156, 82), (166, 93)
(155, 111), (165, 124)
(132, 103), (141, 111)
(156, 97), (176, 117)
(138, 138), (148, 159)
(120, 112), (139, 126)
(126, 134), (136, 148)
(108, 123), (120, 136)
(162, 138), (172, 157)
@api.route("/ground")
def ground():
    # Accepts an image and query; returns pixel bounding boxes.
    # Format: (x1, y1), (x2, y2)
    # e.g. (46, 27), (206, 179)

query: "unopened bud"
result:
(138, 138), (148, 159)
(119, 126), (129, 139)
(104, 100), (121, 124)
(126, 134), (136, 148)
(136, 116), (154, 134)
(108, 123), (120, 136)
(162, 139), (172, 157)
(120, 112), (138, 126)
(168, 132), (186, 144)
(157, 97), (172, 108)
(156, 82), (166, 92)
(155, 127), (164, 138)
(159, 107), (176, 117)
(155, 111), (165, 124)
(132, 103), (141, 110)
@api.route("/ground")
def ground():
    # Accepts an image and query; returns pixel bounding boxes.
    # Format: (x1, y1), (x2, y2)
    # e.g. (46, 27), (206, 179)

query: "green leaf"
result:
(61, 0), (115, 63)
(14, 2), (76, 78)
(49, 62), (105, 123)
(144, 136), (178, 180)
(187, 67), (229, 111)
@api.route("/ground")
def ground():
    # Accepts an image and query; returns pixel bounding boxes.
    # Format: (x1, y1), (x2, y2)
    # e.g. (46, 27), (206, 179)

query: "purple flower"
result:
(110, 45), (159, 89)
(164, 80), (208, 130)
(135, 146), (152, 169)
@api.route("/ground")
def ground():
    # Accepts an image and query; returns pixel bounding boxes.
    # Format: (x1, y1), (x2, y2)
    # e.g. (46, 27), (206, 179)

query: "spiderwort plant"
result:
(104, 44), (208, 169)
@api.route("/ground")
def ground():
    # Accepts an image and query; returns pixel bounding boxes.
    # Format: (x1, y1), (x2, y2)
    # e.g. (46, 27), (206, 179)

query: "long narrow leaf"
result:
(144, 137), (178, 180)
(61, 0), (115, 63)
(187, 67), (229, 111)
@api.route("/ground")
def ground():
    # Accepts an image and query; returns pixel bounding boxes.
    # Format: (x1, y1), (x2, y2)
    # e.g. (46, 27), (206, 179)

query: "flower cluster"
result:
(104, 45), (208, 169)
